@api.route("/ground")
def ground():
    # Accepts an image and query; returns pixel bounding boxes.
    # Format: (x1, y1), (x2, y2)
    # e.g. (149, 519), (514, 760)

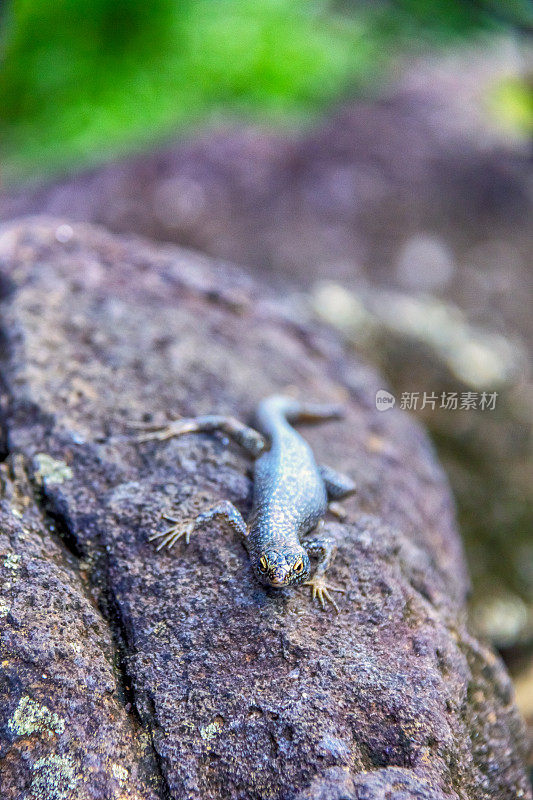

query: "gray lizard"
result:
(139, 395), (355, 610)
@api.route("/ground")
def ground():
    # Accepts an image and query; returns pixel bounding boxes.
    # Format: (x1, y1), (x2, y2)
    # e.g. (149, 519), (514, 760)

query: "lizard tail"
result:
(255, 395), (344, 436)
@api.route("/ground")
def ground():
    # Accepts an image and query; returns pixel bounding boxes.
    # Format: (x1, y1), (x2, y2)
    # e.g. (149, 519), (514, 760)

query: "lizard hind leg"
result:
(255, 396), (345, 433)
(287, 401), (345, 425)
(319, 464), (356, 500)
(134, 415), (266, 457)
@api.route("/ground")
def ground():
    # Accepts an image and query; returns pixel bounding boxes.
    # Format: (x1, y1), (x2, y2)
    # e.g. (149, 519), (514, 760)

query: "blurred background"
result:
(1, 0), (533, 779)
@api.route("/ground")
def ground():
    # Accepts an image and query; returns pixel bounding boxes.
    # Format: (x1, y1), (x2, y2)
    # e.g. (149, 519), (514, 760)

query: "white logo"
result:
(375, 389), (396, 411)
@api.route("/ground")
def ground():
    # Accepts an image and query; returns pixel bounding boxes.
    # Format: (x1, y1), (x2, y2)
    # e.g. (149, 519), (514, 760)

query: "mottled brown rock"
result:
(0, 217), (529, 799)
(0, 458), (161, 800)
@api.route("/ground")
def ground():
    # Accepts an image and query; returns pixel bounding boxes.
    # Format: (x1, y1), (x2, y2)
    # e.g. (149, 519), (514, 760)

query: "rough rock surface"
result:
(0, 217), (530, 800)
(0, 459), (162, 800)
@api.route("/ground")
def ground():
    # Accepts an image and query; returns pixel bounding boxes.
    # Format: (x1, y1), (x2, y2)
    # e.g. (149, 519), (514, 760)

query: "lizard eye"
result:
(259, 555), (268, 573)
(294, 558), (304, 574)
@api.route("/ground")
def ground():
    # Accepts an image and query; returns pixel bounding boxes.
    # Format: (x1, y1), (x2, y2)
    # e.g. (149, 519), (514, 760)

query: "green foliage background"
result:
(0, 0), (531, 183)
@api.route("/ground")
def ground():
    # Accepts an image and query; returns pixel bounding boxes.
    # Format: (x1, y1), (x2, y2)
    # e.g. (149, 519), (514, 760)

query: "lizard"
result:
(137, 395), (356, 611)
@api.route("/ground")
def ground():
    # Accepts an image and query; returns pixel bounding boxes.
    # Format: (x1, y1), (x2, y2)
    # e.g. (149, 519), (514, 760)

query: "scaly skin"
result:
(141, 395), (355, 611)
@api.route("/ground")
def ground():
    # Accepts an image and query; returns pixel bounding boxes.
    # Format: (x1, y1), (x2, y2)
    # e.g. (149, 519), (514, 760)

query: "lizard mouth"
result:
(267, 566), (308, 587)
(269, 574), (289, 587)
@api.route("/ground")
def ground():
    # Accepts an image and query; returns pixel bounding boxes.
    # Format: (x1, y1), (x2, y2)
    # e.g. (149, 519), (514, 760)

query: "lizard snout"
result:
(269, 568), (292, 587)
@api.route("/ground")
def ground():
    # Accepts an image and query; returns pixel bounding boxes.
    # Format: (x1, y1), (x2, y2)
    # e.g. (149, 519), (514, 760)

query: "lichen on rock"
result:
(8, 695), (65, 739)
(29, 754), (78, 800)
(34, 453), (73, 486)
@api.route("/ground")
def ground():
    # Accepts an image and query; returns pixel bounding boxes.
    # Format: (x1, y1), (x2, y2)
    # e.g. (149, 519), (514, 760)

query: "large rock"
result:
(0, 217), (529, 799)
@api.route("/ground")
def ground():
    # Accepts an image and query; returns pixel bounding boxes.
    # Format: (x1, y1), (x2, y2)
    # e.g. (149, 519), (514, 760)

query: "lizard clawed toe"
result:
(304, 576), (344, 613)
(148, 519), (194, 550)
(161, 513), (179, 523)
(127, 420), (171, 430)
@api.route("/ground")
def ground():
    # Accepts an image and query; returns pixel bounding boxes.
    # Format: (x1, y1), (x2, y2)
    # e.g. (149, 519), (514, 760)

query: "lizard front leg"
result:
(302, 536), (344, 612)
(149, 500), (248, 550)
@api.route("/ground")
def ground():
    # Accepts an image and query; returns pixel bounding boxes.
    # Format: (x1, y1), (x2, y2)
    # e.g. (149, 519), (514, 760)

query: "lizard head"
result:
(254, 547), (310, 587)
